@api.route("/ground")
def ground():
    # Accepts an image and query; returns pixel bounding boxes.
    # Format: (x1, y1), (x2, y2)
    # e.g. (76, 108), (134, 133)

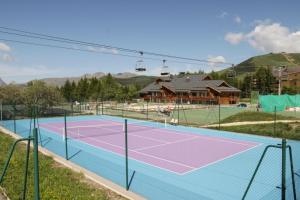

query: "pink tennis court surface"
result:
(40, 120), (260, 174)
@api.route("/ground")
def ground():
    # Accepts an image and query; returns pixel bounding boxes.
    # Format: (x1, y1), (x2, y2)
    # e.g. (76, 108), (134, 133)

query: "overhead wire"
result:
(0, 26), (234, 65)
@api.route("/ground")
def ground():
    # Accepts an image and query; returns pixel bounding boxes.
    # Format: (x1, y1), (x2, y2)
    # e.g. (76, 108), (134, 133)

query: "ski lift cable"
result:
(0, 26), (234, 65)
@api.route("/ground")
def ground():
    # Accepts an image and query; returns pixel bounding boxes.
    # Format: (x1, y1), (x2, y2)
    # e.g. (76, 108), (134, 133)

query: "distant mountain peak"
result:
(0, 78), (6, 86)
(38, 72), (139, 86)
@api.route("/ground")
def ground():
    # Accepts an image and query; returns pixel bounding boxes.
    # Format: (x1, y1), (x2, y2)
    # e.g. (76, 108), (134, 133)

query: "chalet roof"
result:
(140, 74), (240, 94)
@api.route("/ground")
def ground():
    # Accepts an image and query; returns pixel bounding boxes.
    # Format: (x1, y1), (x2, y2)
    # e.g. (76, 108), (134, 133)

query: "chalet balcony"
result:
(142, 95), (239, 104)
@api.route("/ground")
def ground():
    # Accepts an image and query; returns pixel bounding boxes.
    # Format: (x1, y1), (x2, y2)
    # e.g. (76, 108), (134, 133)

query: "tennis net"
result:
(63, 119), (168, 140)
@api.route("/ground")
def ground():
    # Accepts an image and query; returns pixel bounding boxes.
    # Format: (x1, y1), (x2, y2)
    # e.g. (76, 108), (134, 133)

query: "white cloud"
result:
(234, 16), (242, 24)
(0, 42), (11, 52)
(251, 19), (272, 26)
(0, 53), (14, 62)
(86, 46), (119, 54)
(0, 64), (60, 78)
(225, 22), (300, 53)
(207, 55), (226, 64)
(207, 55), (227, 71)
(217, 11), (228, 18)
(225, 32), (244, 45)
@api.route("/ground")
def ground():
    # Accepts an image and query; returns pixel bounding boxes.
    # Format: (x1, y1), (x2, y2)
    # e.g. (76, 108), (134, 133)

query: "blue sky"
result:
(0, 0), (300, 83)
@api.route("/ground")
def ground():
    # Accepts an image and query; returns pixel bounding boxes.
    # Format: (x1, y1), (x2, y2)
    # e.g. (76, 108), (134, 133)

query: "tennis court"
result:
(2, 115), (300, 200)
(39, 119), (259, 174)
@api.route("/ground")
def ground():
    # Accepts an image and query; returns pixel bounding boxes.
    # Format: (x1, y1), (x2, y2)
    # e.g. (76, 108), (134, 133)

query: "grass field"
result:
(220, 111), (298, 123)
(102, 104), (300, 127)
(0, 132), (126, 200)
(215, 122), (300, 140)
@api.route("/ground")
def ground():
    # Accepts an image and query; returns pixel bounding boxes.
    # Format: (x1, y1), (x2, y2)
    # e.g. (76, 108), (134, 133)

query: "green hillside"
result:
(223, 53), (300, 77)
(114, 76), (157, 88)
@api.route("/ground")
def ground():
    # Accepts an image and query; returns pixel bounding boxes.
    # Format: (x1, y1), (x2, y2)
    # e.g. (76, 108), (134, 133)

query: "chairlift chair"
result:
(161, 59), (170, 76)
(227, 70), (236, 78)
(135, 51), (147, 72)
(227, 64), (236, 79)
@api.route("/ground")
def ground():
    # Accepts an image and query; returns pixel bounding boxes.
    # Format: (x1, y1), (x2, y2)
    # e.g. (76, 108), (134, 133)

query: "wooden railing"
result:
(142, 95), (239, 103)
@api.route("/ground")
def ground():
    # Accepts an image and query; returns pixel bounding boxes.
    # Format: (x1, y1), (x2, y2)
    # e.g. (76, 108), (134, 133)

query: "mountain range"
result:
(1, 53), (300, 87)
(39, 72), (138, 86)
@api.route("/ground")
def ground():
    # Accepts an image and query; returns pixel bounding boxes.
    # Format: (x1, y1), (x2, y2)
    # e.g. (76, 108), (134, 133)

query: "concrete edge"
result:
(0, 126), (146, 200)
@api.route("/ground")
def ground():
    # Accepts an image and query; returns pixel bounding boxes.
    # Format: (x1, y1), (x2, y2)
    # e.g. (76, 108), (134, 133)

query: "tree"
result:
(62, 80), (73, 102)
(24, 80), (63, 107)
(254, 67), (275, 94)
(0, 84), (24, 107)
(241, 74), (253, 98)
(76, 77), (89, 102)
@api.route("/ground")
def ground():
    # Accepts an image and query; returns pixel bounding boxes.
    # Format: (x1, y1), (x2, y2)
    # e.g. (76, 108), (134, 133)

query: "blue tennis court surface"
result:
(2, 115), (300, 200)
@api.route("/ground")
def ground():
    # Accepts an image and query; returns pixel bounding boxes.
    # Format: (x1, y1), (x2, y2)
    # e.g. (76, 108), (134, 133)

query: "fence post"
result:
(22, 139), (31, 200)
(177, 99), (180, 125)
(101, 100), (104, 115)
(281, 139), (286, 200)
(218, 98), (221, 130)
(71, 103), (74, 116)
(64, 111), (69, 160)
(124, 119), (129, 190)
(33, 127), (40, 200)
(146, 100), (149, 120)
(13, 108), (16, 133)
(274, 106), (277, 136)
(0, 138), (31, 184)
(0, 101), (2, 124)
(287, 146), (297, 200)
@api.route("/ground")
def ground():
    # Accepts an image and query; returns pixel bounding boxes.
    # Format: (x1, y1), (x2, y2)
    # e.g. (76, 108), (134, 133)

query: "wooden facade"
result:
(140, 75), (240, 104)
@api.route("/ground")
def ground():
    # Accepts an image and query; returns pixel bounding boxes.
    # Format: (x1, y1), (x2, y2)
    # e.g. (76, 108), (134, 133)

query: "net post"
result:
(124, 119), (129, 190)
(64, 111), (69, 160)
(33, 127), (40, 200)
(281, 139), (286, 200)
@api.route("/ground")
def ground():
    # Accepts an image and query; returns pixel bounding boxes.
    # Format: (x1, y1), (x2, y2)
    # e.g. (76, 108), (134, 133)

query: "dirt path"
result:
(202, 120), (300, 127)
(0, 189), (7, 200)
(282, 53), (297, 65)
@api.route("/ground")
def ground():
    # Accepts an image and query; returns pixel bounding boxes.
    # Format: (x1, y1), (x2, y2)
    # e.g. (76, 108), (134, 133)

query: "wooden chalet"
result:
(140, 74), (240, 104)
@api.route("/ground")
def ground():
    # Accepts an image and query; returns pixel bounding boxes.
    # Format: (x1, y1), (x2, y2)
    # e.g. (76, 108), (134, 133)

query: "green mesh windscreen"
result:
(259, 94), (300, 112)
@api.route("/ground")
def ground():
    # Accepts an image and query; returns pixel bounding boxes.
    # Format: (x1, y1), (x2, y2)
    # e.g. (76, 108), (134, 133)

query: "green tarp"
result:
(259, 94), (300, 112)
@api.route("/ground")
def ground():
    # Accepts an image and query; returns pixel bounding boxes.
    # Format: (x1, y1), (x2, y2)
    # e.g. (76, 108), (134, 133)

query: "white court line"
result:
(180, 143), (263, 175)
(41, 124), (195, 170)
(134, 136), (199, 151)
(101, 119), (257, 147)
